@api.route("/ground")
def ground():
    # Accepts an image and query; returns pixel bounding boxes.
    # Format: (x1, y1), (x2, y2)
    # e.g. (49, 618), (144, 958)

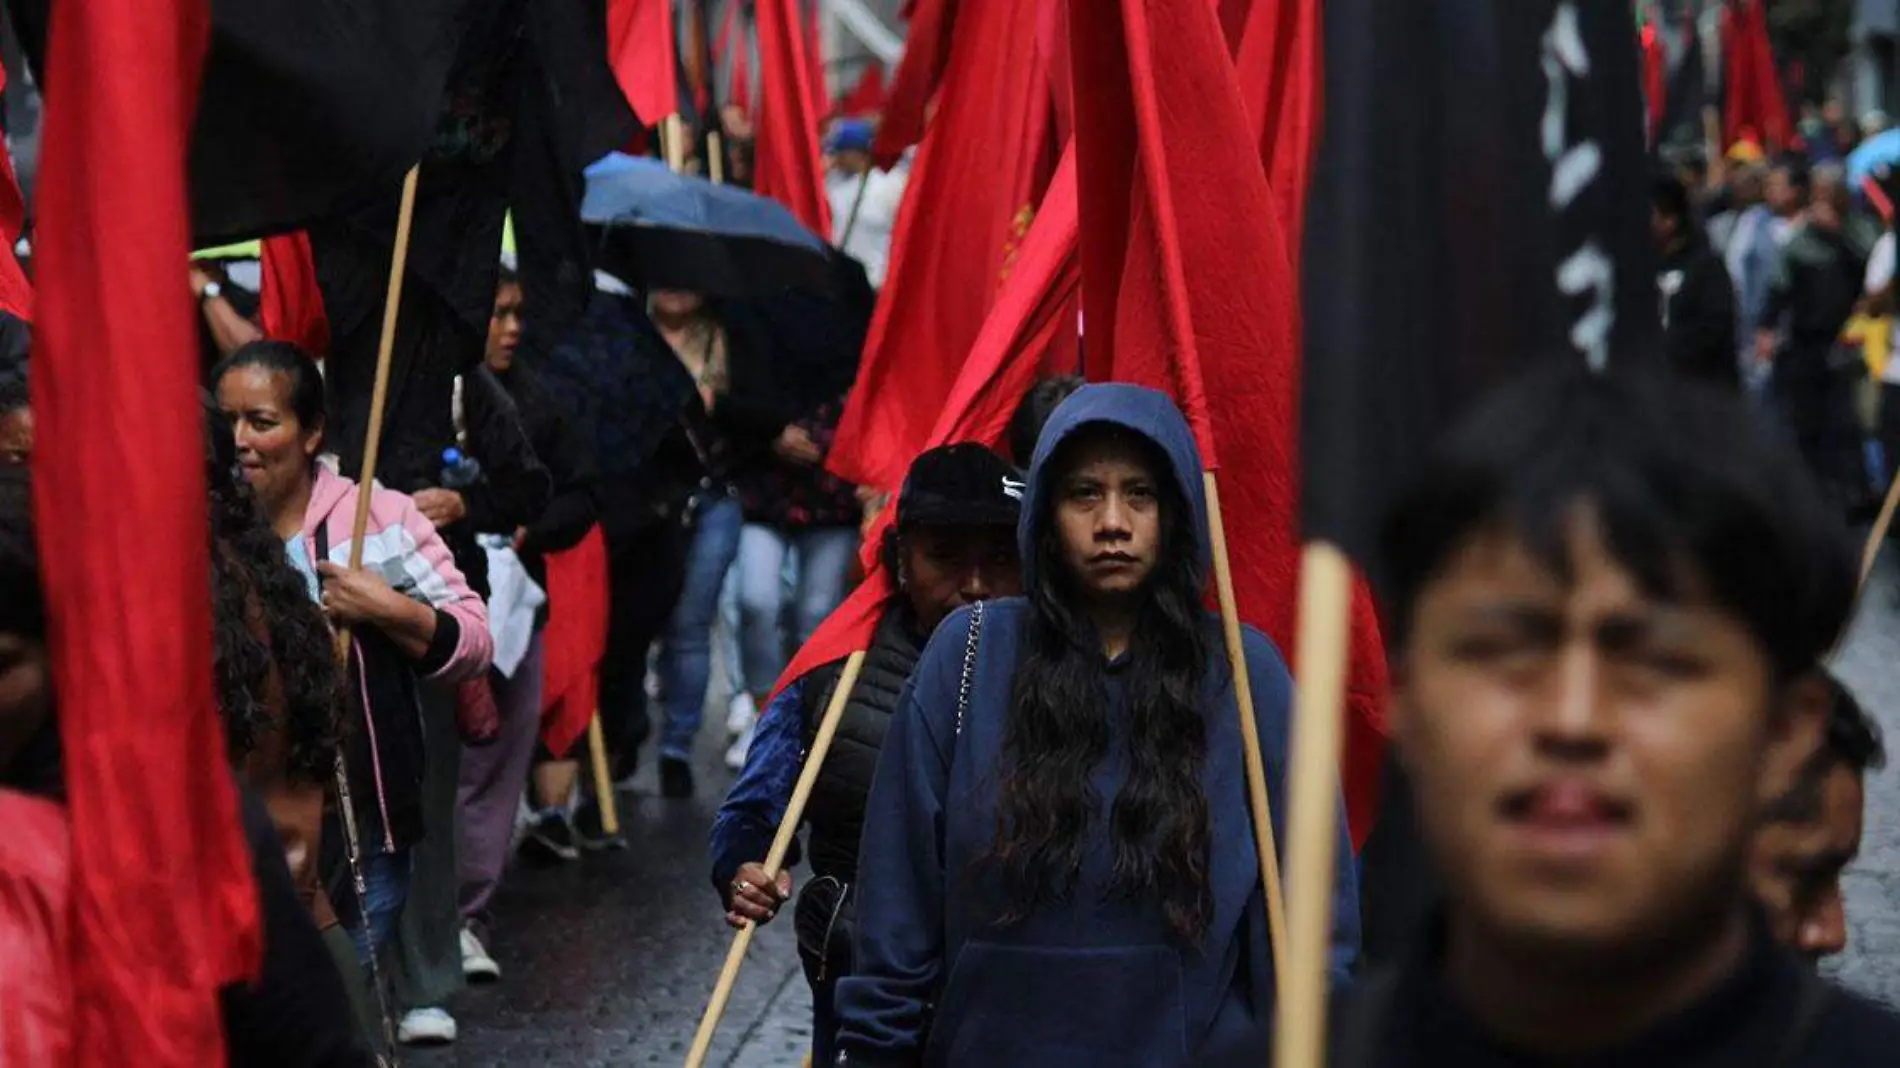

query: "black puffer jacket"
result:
(798, 607), (925, 882)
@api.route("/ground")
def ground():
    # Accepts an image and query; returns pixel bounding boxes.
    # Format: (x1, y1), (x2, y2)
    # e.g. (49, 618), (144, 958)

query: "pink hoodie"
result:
(299, 463), (491, 683)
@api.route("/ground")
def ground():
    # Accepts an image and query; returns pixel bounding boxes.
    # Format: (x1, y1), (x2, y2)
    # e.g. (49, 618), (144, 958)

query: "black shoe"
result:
(571, 798), (629, 852)
(610, 747), (642, 792)
(518, 809), (579, 864)
(660, 758), (694, 799)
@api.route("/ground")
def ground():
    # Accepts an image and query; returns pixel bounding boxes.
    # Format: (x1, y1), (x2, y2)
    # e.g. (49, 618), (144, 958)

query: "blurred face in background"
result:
(650, 289), (706, 321)
(1750, 674), (1866, 965)
(1766, 169), (1805, 217)
(1391, 509), (1820, 975)
(0, 406), (30, 466)
(486, 281), (524, 373)
(899, 524), (1023, 634)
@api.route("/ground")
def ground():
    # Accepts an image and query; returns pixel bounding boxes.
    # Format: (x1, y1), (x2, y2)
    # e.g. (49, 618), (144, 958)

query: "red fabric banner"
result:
(871, 0), (958, 169)
(775, 151), (1080, 698)
(730, 22), (754, 118)
(609, 0), (680, 127)
(754, 0), (832, 235)
(1069, 0), (1388, 847)
(1235, 0), (1323, 261)
(259, 231), (330, 356)
(827, 0), (1059, 493)
(1641, 22), (1666, 146)
(0, 790), (72, 1065)
(0, 63), (31, 322)
(839, 62), (887, 117)
(540, 525), (611, 758)
(804, 0), (833, 118)
(1723, 0), (1789, 151)
(34, 0), (263, 1061)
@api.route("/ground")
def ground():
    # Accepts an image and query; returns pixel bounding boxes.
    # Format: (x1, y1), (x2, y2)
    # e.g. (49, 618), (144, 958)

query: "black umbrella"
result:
(581, 153), (835, 298)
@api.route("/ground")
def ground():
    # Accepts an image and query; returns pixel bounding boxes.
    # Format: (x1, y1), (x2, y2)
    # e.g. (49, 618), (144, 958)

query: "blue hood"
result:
(1020, 383), (1210, 592)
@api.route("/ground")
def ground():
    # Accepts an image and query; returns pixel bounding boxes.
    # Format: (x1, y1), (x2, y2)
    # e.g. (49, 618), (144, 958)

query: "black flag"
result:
(1300, 0), (1659, 963)
(1303, 0), (1659, 568)
(311, 0), (632, 491)
(6, 0), (473, 245)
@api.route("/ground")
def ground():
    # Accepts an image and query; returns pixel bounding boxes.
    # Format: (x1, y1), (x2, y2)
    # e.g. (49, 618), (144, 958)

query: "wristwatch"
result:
(199, 280), (223, 303)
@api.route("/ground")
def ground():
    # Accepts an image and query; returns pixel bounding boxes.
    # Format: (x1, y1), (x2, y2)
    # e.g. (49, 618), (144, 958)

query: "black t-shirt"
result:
(1329, 923), (1900, 1068)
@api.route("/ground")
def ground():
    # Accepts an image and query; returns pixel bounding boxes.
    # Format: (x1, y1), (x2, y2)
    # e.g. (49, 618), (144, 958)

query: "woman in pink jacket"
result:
(214, 341), (492, 976)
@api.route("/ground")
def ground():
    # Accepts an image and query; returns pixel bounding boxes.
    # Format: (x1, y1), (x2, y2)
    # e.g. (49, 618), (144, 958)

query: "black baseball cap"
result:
(896, 443), (1024, 529)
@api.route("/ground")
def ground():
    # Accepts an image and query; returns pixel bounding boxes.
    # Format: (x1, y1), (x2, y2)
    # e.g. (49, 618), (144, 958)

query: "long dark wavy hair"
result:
(983, 427), (1217, 942)
(203, 395), (341, 781)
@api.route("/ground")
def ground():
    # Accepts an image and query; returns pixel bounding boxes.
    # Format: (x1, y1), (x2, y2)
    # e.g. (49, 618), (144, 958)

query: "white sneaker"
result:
(397, 1007), (457, 1045)
(724, 720), (756, 771)
(460, 925), (500, 982)
(726, 691), (758, 738)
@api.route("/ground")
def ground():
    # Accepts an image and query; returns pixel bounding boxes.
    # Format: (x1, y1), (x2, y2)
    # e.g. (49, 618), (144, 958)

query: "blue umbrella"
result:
(581, 153), (834, 297)
(1847, 128), (1900, 189)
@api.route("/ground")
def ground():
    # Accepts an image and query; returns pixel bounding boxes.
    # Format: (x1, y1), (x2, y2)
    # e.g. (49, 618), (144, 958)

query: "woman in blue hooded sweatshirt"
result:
(833, 384), (1360, 1067)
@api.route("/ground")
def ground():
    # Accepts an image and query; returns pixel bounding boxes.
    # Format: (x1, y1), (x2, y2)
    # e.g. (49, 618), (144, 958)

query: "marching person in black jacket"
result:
(455, 269), (599, 984)
(1756, 165), (1874, 512)
(1653, 174), (1740, 391)
(710, 444), (1025, 1068)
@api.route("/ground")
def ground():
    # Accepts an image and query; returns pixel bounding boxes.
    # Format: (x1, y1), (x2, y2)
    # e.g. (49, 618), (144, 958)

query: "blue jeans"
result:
(347, 845), (413, 972)
(658, 493), (744, 761)
(736, 524), (858, 698)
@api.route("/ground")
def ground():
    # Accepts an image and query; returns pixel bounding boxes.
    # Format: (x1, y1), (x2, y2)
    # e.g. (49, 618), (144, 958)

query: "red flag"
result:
(804, 0), (833, 118)
(34, 0), (262, 1061)
(0, 791), (72, 1065)
(259, 232), (330, 355)
(754, 0), (832, 234)
(1641, 21), (1666, 146)
(776, 155), (1080, 697)
(540, 525), (611, 758)
(730, 23), (755, 118)
(1723, 0), (1789, 151)
(609, 0), (680, 126)
(872, 0), (959, 169)
(0, 63), (31, 323)
(839, 62), (887, 117)
(827, 0), (1059, 493)
(1235, 0), (1322, 260)
(1069, 0), (1387, 846)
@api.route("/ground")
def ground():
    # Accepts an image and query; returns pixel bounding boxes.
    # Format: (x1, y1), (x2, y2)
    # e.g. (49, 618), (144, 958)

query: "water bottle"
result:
(440, 447), (484, 490)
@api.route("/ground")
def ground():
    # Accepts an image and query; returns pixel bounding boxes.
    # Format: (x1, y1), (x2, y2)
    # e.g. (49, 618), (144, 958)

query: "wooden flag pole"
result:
(586, 712), (621, 836)
(328, 161), (422, 1064)
(1271, 543), (1356, 1068)
(1861, 469), (1900, 585)
(708, 131), (727, 185)
(685, 649), (868, 1068)
(341, 163), (423, 573)
(1202, 472), (1289, 981)
(664, 114), (689, 173)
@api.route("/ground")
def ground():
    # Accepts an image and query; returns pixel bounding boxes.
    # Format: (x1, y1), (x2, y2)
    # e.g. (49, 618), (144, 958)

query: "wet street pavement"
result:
(406, 743), (815, 1068)
(411, 542), (1900, 1066)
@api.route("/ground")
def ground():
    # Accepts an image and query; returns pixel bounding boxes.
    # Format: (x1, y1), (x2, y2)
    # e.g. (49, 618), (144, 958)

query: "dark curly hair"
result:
(983, 426), (1216, 943)
(203, 394), (341, 781)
